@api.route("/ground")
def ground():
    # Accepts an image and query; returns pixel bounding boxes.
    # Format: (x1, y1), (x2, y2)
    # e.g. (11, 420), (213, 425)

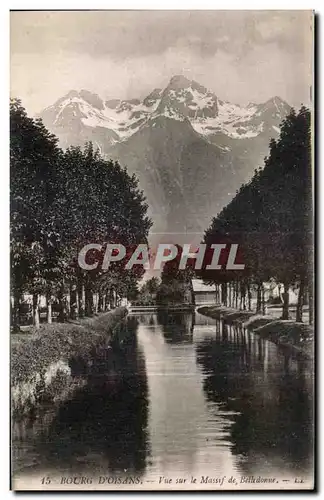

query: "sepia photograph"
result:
(10, 9), (314, 491)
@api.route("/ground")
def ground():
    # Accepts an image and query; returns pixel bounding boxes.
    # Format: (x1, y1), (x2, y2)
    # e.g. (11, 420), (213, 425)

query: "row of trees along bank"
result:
(197, 106), (313, 324)
(10, 99), (152, 330)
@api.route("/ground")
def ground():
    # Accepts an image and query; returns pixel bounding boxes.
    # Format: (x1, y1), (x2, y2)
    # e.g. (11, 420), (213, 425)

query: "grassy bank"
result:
(11, 308), (128, 417)
(198, 305), (313, 359)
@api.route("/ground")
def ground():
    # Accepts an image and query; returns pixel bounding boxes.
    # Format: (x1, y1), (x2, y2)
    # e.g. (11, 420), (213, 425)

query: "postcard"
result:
(10, 10), (314, 491)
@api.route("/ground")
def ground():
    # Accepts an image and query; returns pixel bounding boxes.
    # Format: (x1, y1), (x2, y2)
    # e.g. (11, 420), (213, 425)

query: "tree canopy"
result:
(10, 99), (152, 328)
(197, 106), (312, 322)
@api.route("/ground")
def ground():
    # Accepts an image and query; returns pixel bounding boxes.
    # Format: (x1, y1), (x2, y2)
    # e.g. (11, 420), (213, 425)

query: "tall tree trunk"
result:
(247, 282), (252, 311)
(12, 289), (21, 331)
(77, 281), (85, 318)
(66, 289), (71, 318)
(10, 296), (14, 328)
(308, 281), (313, 326)
(46, 292), (52, 324)
(32, 293), (40, 329)
(94, 292), (99, 314)
(85, 283), (94, 316)
(58, 282), (68, 323)
(215, 283), (220, 304)
(109, 288), (114, 309)
(296, 279), (305, 322)
(282, 282), (290, 320)
(70, 285), (78, 320)
(228, 284), (232, 309)
(256, 283), (262, 313)
(261, 284), (266, 315)
(98, 291), (103, 313)
(114, 290), (118, 308)
(106, 290), (110, 310)
(221, 283), (227, 307)
(101, 293), (106, 312)
(240, 283), (246, 310)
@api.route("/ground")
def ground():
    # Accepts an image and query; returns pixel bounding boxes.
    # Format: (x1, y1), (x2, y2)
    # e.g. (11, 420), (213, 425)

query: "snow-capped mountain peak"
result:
(40, 75), (291, 148)
(37, 76), (292, 236)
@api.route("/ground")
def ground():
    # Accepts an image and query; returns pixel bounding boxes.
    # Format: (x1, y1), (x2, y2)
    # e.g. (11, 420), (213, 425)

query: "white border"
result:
(3, 2), (320, 498)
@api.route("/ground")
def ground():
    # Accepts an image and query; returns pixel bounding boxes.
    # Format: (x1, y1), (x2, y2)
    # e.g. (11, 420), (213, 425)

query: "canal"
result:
(12, 311), (314, 489)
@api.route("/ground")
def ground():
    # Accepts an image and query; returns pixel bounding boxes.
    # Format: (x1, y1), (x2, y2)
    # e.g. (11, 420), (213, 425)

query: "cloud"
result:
(10, 10), (313, 115)
(11, 10), (311, 57)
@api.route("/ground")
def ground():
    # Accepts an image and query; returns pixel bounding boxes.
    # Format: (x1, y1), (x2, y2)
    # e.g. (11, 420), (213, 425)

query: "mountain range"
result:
(40, 75), (291, 237)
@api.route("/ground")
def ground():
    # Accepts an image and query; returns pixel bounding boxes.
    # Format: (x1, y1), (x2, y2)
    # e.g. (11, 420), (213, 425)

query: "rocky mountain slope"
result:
(40, 75), (291, 235)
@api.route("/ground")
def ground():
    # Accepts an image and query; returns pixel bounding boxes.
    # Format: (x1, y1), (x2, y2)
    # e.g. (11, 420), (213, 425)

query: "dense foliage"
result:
(10, 99), (313, 325)
(133, 250), (195, 307)
(198, 107), (313, 323)
(10, 99), (152, 329)
(156, 246), (194, 306)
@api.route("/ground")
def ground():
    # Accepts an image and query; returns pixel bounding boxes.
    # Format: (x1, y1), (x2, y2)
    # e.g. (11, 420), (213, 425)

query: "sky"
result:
(10, 10), (313, 116)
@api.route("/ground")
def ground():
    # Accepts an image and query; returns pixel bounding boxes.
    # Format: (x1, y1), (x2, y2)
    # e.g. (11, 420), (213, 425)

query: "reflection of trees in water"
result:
(157, 311), (195, 344)
(37, 318), (150, 474)
(229, 368), (313, 474)
(134, 314), (158, 327)
(196, 320), (313, 474)
(196, 323), (249, 404)
(194, 312), (217, 326)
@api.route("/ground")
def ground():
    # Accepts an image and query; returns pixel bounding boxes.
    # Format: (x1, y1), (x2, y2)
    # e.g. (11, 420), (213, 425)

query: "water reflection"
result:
(157, 310), (195, 344)
(195, 319), (313, 476)
(35, 319), (150, 475)
(136, 312), (236, 477)
(12, 311), (313, 485)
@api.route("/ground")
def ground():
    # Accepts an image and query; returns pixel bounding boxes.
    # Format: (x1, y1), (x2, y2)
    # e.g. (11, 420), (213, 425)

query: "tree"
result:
(59, 143), (152, 315)
(198, 107), (312, 323)
(135, 277), (160, 306)
(10, 100), (152, 328)
(156, 246), (194, 306)
(10, 99), (62, 328)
